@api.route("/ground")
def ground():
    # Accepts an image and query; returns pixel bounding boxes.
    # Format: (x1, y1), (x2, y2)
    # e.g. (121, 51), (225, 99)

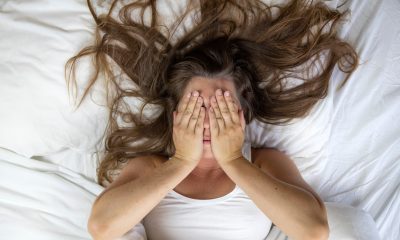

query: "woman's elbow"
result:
(306, 220), (330, 240)
(308, 200), (329, 240)
(88, 216), (112, 240)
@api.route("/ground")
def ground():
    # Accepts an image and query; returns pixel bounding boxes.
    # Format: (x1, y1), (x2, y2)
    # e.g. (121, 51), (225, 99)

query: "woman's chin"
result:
(201, 149), (215, 158)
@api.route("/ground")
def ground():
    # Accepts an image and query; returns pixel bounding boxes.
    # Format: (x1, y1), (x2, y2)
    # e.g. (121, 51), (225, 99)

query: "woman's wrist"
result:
(169, 155), (198, 169)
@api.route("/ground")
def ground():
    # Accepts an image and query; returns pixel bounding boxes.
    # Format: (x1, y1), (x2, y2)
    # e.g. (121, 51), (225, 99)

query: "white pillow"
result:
(0, 0), (109, 179)
(0, 0), (343, 182)
(0, 0), (213, 181)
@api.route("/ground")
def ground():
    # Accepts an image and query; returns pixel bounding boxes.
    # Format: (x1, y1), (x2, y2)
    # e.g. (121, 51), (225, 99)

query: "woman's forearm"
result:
(89, 156), (196, 240)
(221, 157), (328, 240)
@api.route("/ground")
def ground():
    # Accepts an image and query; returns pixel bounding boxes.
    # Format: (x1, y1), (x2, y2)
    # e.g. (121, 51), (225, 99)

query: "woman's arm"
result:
(207, 88), (328, 239)
(88, 155), (196, 240)
(89, 89), (204, 239)
(220, 147), (329, 240)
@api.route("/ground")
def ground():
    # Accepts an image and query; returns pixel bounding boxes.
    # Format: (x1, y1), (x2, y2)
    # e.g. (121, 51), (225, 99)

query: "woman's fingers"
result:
(211, 95), (225, 130)
(214, 89), (233, 126)
(223, 90), (240, 124)
(195, 107), (205, 135)
(172, 91), (204, 164)
(181, 91), (200, 127)
(188, 96), (203, 133)
(175, 92), (192, 124)
(208, 103), (219, 135)
(209, 90), (245, 164)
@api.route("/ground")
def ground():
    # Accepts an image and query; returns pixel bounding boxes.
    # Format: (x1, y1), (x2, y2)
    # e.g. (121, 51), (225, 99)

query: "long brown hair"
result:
(65, 0), (358, 186)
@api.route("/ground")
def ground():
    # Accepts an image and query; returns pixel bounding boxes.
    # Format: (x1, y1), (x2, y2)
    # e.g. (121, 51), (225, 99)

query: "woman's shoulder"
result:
(129, 154), (168, 170)
(103, 154), (168, 187)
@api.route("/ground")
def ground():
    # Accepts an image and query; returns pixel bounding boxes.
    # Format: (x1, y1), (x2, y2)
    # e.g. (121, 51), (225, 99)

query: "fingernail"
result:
(216, 89), (222, 95)
(224, 91), (230, 96)
(193, 91), (199, 96)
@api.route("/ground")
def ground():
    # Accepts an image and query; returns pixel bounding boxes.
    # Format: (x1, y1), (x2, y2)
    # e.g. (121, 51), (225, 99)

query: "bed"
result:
(0, 0), (398, 239)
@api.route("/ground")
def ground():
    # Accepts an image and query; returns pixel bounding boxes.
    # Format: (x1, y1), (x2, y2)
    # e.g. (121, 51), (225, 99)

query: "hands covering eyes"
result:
(208, 89), (245, 165)
(172, 89), (245, 166)
(172, 91), (205, 165)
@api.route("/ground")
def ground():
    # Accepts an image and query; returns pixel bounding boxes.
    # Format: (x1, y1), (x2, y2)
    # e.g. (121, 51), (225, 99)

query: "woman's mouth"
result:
(203, 140), (211, 144)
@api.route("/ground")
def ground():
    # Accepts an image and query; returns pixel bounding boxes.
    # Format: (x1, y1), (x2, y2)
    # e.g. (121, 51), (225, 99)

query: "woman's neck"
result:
(189, 157), (225, 179)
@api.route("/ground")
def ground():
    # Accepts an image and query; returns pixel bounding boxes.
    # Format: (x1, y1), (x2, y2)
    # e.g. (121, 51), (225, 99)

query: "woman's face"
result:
(181, 76), (242, 159)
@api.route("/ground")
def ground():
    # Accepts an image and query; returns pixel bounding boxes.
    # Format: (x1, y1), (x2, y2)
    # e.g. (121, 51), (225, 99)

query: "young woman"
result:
(65, 0), (358, 239)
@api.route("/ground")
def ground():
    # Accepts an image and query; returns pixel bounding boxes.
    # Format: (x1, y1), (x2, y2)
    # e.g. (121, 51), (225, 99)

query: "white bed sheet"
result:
(0, 147), (150, 240)
(0, 147), (381, 240)
(0, 0), (399, 239)
(0, 147), (99, 240)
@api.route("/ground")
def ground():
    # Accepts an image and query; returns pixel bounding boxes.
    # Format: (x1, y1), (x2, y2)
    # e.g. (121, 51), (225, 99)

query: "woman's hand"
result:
(172, 91), (205, 165)
(209, 89), (246, 166)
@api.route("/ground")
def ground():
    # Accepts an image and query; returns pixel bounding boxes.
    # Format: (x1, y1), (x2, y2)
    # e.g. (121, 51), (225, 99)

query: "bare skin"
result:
(182, 76), (243, 174)
(87, 77), (328, 240)
(172, 76), (243, 199)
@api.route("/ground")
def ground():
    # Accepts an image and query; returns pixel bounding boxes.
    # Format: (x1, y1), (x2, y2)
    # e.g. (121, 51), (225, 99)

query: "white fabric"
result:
(0, 147), (380, 240)
(0, 0), (109, 182)
(0, 0), (398, 239)
(265, 202), (381, 240)
(143, 143), (273, 240)
(0, 147), (99, 240)
(247, 1), (400, 239)
(0, 147), (146, 240)
(324, 202), (380, 240)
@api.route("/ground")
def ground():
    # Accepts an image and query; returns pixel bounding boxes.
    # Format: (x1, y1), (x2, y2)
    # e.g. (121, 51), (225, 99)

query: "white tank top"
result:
(142, 141), (272, 240)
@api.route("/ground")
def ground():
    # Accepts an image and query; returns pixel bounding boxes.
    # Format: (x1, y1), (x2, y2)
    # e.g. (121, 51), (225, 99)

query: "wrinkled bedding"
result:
(0, 0), (399, 239)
